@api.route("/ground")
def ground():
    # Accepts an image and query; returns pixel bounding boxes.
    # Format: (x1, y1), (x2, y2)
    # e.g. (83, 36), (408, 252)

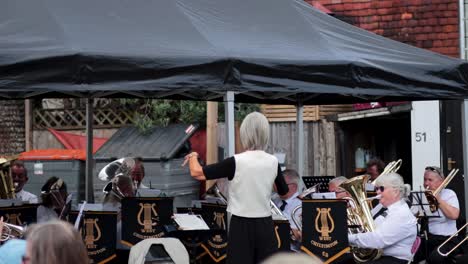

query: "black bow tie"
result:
(373, 207), (388, 219)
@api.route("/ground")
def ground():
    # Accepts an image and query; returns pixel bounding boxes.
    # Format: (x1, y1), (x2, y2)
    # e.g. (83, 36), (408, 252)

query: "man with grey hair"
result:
(272, 169), (302, 248)
(328, 176), (349, 199)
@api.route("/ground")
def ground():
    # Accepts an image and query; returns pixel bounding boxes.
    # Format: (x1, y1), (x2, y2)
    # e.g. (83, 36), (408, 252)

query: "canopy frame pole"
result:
(85, 98), (94, 202)
(224, 91), (235, 158)
(296, 102), (304, 183)
(462, 100), (468, 222)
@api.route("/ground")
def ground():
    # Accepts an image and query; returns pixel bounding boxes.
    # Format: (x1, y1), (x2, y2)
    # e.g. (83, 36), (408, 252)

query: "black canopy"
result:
(1, 0), (468, 104)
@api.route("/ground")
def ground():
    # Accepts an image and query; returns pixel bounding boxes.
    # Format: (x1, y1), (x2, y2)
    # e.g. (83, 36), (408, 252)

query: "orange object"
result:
(19, 149), (86, 161)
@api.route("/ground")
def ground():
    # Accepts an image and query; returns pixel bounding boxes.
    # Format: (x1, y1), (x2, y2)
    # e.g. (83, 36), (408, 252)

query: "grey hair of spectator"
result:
(240, 112), (270, 151)
(283, 169), (300, 184)
(375, 172), (411, 199)
(261, 252), (323, 264)
(329, 176), (348, 187)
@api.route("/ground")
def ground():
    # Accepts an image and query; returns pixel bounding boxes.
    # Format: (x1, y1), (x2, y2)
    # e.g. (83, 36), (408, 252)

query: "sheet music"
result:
(173, 214), (210, 230)
(312, 192), (337, 199)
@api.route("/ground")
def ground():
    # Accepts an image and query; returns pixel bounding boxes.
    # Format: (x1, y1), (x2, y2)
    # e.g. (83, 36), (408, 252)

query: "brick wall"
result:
(308, 0), (460, 57)
(0, 101), (25, 155)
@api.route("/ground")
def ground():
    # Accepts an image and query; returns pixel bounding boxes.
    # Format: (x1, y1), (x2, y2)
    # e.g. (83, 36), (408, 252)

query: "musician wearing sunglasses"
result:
(421, 166), (460, 264)
(348, 173), (417, 264)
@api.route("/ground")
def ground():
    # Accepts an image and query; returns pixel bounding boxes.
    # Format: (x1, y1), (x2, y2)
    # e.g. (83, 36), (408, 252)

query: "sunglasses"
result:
(375, 186), (385, 192)
(425, 166), (444, 178)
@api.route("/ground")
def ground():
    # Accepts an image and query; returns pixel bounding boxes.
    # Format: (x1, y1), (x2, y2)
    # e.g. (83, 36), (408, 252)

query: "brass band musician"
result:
(421, 166), (461, 264)
(272, 169), (302, 249)
(348, 173), (417, 264)
(328, 176), (350, 199)
(11, 161), (38, 203)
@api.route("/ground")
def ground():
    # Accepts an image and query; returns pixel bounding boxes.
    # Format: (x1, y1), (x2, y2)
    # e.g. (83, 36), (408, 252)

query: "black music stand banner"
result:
(0, 204), (38, 226)
(69, 211), (117, 264)
(200, 203), (228, 263)
(121, 197), (173, 247)
(301, 200), (350, 263)
(273, 219), (291, 252)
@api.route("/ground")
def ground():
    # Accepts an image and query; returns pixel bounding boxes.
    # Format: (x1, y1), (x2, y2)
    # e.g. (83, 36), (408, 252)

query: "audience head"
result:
(240, 112), (270, 151)
(366, 158), (385, 180)
(424, 166), (444, 191)
(11, 160), (28, 193)
(279, 169), (300, 199)
(328, 176), (349, 199)
(41, 177), (67, 210)
(261, 252), (323, 264)
(375, 172), (410, 207)
(24, 220), (88, 264)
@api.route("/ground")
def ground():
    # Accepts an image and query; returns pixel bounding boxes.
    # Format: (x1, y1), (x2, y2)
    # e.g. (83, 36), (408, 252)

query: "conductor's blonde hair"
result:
(261, 252), (323, 264)
(240, 112), (270, 151)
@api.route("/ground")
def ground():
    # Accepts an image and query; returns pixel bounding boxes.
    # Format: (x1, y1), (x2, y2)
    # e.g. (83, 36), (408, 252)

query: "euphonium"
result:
(1, 222), (25, 242)
(425, 168), (459, 213)
(0, 155), (18, 199)
(341, 175), (383, 263)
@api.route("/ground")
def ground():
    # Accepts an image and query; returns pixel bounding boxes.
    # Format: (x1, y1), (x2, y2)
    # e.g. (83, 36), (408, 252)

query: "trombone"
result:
(437, 222), (468, 256)
(370, 159), (402, 185)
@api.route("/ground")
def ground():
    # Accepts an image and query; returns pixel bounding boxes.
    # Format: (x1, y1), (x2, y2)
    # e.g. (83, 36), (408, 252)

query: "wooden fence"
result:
(33, 108), (134, 130)
(261, 104), (353, 122)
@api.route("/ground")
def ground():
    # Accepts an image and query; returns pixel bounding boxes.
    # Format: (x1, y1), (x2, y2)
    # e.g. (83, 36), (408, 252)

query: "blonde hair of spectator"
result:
(261, 252), (323, 264)
(25, 220), (89, 264)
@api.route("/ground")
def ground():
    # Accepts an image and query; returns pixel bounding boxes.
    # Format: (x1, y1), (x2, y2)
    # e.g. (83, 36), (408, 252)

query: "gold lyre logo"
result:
(82, 218), (101, 249)
(137, 203), (158, 233)
(315, 208), (334, 241)
(5, 213), (22, 226)
(213, 212), (226, 230)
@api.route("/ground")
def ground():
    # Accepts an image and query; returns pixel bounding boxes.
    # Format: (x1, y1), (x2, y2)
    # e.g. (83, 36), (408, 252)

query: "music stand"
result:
(302, 176), (334, 193)
(410, 191), (441, 261)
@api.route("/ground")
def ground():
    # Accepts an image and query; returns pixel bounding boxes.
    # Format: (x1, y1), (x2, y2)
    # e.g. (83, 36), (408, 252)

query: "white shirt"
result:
(348, 200), (417, 261)
(16, 189), (38, 203)
(273, 192), (301, 229)
(228, 151), (278, 217)
(429, 188), (459, 236)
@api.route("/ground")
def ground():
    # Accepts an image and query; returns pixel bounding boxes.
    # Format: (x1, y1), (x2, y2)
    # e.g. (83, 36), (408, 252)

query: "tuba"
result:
(341, 175), (383, 263)
(425, 168), (459, 213)
(1, 222), (25, 242)
(0, 155), (18, 199)
(99, 157), (136, 201)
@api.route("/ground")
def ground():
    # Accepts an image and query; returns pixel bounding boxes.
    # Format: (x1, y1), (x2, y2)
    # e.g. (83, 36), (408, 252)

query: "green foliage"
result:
(118, 99), (259, 134)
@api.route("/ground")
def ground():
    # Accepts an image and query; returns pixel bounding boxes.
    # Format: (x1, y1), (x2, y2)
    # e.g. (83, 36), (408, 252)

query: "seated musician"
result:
(422, 166), (461, 264)
(129, 157), (149, 193)
(37, 177), (67, 223)
(328, 176), (350, 199)
(11, 160), (38, 203)
(272, 169), (302, 249)
(348, 172), (417, 264)
(366, 158), (385, 183)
